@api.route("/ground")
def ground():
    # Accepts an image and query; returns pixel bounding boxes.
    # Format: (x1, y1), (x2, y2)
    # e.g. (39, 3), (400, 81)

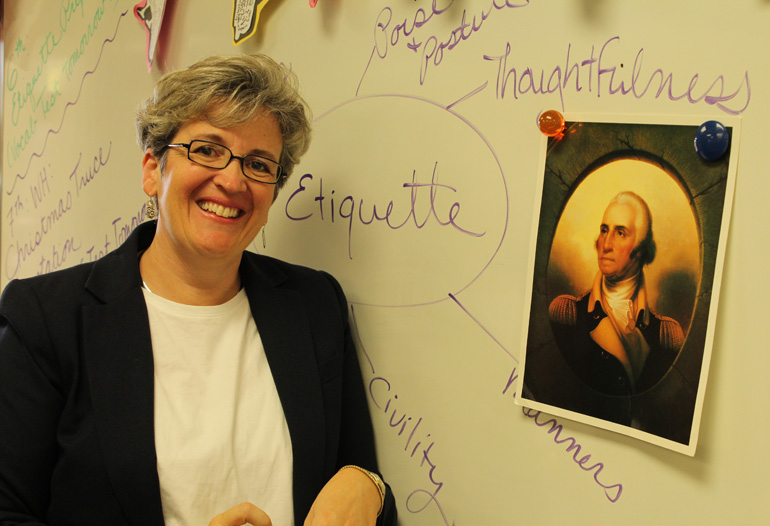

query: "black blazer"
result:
(0, 221), (396, 526)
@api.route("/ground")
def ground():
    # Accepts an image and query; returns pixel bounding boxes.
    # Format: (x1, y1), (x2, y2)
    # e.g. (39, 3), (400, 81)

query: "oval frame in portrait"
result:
(547, 158), (700, 346)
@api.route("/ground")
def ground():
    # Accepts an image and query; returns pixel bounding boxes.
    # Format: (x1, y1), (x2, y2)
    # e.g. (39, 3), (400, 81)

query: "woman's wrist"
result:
(339, 465), (385, 516)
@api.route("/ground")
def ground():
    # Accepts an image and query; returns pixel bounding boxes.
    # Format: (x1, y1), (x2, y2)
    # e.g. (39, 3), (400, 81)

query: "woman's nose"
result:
(213, 158), (247, 192)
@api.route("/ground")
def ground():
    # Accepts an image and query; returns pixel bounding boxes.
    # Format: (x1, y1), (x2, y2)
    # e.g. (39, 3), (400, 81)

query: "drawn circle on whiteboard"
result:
(267, 95), (509, 307)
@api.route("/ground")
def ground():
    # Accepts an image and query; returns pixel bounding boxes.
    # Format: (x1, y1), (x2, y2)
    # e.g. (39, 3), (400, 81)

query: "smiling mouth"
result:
(198, 201), (242, 218)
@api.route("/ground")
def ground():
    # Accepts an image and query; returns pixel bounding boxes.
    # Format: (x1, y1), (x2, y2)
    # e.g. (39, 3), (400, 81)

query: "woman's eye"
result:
(196, 146), (216, 157)
(190, 141), (225, 158)
(247, 158), (269, 172)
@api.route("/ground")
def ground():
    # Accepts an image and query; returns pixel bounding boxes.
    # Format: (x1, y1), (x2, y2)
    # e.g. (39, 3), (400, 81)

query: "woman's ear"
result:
(142, 149), (161, 197)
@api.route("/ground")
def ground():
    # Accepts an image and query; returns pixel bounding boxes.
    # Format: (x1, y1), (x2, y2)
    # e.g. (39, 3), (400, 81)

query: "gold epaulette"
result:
(548, 295), (579, 326)
(658, 316), (684, 350)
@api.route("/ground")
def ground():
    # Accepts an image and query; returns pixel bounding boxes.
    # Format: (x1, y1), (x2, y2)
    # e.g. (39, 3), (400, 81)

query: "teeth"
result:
(199, 201), (240, 218)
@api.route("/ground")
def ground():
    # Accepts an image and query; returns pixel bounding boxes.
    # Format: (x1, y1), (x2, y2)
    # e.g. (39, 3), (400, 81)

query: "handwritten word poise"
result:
(284, 162), (483, 259)
(368, 0), (531, 86)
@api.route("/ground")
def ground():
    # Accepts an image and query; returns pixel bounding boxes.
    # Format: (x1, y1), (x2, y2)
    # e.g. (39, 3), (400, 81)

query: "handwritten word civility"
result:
(366, 0), (531, 87)
(351, 302), (456, 525)
(284, 162), (484, 259)
(483, 37), (750, 115)
(369, 376), (456, 526)
(502, 367), (624, 503)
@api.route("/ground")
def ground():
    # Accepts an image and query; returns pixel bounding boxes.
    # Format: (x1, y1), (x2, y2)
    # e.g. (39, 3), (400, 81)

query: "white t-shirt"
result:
(142, 287), (294, 526)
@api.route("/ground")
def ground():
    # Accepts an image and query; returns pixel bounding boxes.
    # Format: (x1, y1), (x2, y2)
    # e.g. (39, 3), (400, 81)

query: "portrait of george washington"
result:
(519, 119), (735, 449)
(548, 190), (685, 398)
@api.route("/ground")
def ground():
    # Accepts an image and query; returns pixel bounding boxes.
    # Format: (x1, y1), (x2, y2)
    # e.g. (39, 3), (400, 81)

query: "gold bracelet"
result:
(340, 465), (385, 516)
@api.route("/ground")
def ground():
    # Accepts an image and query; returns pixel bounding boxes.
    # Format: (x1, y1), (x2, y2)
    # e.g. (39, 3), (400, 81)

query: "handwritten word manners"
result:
(284, 163), (484, 259)
(502, 368), (624, 503)
(483, 37), (750, 115)
(369, 376), (455, 526)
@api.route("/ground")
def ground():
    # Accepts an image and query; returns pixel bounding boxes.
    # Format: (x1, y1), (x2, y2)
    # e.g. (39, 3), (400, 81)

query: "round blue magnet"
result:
(694, 120), (729, 161)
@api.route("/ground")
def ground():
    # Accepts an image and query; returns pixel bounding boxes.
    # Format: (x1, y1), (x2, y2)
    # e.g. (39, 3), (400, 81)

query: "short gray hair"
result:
(135, 54), (312, 192)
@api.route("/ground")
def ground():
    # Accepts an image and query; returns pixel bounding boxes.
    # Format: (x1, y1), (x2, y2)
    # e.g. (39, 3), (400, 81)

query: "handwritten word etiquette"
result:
(284, 163), (484, 259)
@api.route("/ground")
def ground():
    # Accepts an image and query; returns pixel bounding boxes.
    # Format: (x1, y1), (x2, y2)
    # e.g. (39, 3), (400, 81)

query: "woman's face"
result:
(142, 112), (283, 265)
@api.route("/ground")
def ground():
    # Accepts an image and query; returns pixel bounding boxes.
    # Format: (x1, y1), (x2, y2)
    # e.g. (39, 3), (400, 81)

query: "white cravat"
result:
(590, 271), (651, 386)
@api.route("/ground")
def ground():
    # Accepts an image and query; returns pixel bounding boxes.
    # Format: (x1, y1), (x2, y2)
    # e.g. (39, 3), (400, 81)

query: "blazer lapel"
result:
(241, 257), (327, 517)
(82, 292), (164, 526)
(81, 222), (164, 526)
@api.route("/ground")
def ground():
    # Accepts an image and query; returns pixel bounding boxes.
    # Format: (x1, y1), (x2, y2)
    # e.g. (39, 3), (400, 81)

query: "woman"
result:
(0, 55), (396, 526)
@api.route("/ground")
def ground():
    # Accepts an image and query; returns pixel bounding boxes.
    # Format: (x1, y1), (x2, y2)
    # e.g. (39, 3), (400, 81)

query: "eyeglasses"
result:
(166, 139), (284, 184)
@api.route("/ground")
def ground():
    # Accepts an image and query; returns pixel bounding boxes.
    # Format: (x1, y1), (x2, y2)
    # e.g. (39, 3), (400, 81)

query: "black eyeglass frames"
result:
(166, 139), (283, 184)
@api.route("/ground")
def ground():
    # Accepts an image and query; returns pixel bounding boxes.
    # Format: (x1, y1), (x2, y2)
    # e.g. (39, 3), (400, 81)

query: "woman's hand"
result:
(304, 467), (381, 526)
(209, 502), (272, 526)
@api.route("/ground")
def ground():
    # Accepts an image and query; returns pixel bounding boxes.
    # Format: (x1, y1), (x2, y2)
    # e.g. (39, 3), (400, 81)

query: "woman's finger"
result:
(208, 502), (272, 526)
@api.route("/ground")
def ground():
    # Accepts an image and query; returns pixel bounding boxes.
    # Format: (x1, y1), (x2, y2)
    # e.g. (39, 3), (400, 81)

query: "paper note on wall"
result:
(134, 0), (167, 71)
(232, 0), (271, 45)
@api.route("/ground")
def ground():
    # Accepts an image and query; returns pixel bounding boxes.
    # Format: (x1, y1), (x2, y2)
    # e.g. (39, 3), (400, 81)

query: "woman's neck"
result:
(139, 241), (242, 306)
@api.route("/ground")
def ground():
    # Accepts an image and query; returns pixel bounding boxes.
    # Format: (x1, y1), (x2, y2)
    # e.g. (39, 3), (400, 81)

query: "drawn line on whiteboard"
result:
(313, 94), (510, 308)
(356, 46), (378, 98)
(445, 82), (487, 110)
(448, 293), (515, 361)
(352, 305), (456, 526)
(354, 269), (621, 508)
(350, 304), (375, 375)
(5, 9), (130, 196)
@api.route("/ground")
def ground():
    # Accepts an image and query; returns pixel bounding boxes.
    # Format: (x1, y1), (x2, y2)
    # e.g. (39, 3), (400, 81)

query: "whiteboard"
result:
(2, 1), (767, 524)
